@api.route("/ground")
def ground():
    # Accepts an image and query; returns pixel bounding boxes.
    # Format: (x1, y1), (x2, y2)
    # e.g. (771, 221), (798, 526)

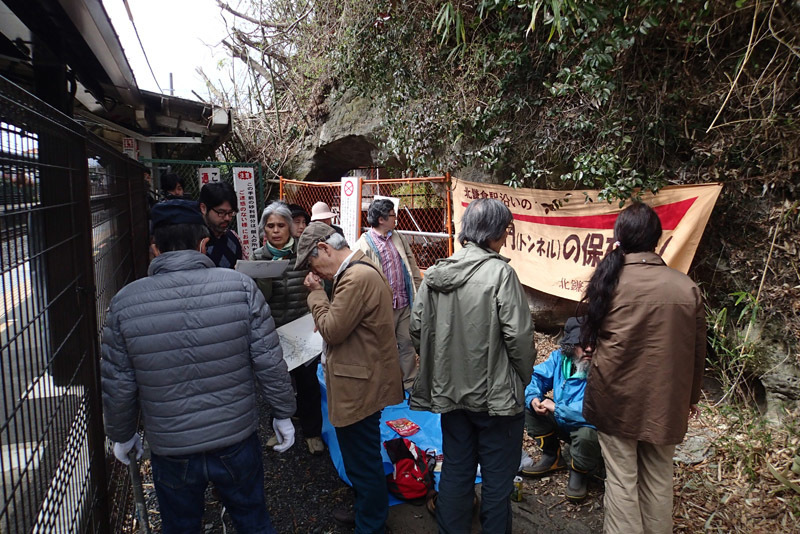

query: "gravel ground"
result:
(132, 395), (356, 534)
(125, 331), (604, 533)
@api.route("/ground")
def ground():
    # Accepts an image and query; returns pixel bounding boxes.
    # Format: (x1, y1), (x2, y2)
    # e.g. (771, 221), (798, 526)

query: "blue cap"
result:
(151, 199), (205, 229)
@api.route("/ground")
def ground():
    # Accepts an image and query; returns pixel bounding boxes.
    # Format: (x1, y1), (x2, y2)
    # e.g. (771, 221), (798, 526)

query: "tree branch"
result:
(217, 0), (296, 30)
(232, 29), (289, 67)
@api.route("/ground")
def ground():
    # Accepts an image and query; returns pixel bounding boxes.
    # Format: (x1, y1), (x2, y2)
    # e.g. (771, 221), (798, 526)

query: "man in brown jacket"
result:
(297, 222), (404, 533)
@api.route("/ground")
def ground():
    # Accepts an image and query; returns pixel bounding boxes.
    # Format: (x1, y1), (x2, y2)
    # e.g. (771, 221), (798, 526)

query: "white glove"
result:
(113, 434), (143, 465)
(272, 418), (295, 453)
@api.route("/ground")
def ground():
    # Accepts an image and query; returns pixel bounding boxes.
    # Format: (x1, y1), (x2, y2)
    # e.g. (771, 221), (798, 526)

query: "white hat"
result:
(310, 201), (335, 221)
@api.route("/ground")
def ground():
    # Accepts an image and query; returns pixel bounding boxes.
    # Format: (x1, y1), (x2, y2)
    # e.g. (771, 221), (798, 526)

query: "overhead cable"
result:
(122, 0), (164, 93)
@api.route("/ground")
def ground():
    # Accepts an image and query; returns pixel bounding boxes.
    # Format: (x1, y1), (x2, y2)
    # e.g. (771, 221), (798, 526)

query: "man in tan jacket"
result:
(356, 199), (423, 390)
(297, 222), (404, 532)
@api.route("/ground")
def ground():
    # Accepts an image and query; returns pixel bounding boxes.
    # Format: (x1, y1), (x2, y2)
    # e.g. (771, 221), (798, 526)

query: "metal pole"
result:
(403, 206), (430, 245)
(445, 172), (453, 256)
(127, 449), (152, 534)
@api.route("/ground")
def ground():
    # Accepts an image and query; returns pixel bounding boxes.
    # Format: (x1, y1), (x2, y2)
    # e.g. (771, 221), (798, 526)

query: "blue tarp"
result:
(316, 364), (474, 505)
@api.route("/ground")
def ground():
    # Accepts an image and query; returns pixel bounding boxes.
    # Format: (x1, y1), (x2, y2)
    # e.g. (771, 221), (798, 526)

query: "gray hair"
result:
(366, 199), (394, 227)
(458, 198), (513, 248)
(258, 202), (293, 242)
(308, 231), (348, 260)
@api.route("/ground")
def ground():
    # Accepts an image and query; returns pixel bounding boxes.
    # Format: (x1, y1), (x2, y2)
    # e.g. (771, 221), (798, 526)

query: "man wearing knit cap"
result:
(101, 199), (296, 534)
(522, 316), (602, 501)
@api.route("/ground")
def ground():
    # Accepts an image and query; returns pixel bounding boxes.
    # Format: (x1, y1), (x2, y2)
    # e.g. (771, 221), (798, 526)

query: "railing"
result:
(0, 74), (148, 533)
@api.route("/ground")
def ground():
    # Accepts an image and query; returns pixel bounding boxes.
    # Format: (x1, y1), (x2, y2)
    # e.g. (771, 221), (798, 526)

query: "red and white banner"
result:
(233, 167), (259, 259)
(453, 179), (722, 301)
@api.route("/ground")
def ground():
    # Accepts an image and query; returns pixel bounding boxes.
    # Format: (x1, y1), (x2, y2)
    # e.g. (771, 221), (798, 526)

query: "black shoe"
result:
(521, 448), (566, 477)
(565, 469), (588, 501)
(333, 507), (356, 526)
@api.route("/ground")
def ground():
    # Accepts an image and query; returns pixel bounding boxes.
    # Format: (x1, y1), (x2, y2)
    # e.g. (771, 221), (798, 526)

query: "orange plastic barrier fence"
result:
(280, 176), (453, 270)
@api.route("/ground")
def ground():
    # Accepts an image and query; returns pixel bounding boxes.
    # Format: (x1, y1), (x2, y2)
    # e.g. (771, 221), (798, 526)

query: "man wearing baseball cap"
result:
(101, 199), (296, 533)
(297, 222), (403, 531)
(522, 316), (602, 501)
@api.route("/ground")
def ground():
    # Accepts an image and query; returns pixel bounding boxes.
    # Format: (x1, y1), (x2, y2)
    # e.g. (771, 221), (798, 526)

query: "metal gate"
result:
(280, 176), (453, 269)
(1, 75), (148, 532)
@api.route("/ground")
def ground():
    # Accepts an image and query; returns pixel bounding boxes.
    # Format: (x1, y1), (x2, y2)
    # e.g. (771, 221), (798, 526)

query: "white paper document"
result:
(276, 314), (323, 371)
(235, 260), (289, 279)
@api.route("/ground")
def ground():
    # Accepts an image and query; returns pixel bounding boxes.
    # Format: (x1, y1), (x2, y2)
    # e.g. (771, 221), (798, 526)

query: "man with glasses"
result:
(356, 198), (422, 391)
(199, 182), (246, 268)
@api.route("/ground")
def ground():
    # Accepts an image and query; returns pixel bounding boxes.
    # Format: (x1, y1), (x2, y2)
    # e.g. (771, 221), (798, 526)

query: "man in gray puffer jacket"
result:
(101, 199), (296, 534)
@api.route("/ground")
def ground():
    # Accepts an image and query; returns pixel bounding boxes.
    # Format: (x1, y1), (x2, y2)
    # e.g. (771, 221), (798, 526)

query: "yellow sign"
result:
(452, 179), (722, 301)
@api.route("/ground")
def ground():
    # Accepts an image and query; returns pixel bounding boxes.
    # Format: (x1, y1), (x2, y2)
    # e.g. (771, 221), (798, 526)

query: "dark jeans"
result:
(291, 358), (322, 437)
(525, 410), (602, 472)
(151, 433), (274, 534)
(335, 410), (388, 534)
(438, 410), (524, 534)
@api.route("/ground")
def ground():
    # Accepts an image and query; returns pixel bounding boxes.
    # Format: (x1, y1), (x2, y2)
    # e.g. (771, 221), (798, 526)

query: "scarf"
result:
(266, 237), (294, 260)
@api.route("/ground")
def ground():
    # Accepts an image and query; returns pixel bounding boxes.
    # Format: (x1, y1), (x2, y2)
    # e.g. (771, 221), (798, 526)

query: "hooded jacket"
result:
(525, 349), (594, 432)
(409, 243), (535, 416)
(101, 250), (295, 456)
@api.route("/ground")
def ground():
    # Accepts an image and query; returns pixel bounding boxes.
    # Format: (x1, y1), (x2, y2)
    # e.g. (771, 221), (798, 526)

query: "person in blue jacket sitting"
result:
(522, 316), (602, 501)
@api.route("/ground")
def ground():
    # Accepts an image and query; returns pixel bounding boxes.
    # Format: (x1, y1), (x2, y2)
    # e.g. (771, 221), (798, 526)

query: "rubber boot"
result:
(565, 467), (589, 501)
(521, 433), (565, 477)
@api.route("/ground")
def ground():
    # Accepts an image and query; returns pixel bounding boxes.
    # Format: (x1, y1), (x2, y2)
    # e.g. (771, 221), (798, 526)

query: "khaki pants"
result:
(394, 305), (417, 389)
(598, 432), (675, 534)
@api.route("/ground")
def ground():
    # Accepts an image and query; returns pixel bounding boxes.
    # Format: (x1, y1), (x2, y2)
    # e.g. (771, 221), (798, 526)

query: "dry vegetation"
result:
(525, 332), (800, 533)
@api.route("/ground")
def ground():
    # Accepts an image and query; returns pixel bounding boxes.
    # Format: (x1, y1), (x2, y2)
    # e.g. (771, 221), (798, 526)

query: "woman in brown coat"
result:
(580, 202), (706, 534)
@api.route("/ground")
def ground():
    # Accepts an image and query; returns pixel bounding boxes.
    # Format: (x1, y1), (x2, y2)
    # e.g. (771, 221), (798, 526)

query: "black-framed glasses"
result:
(211, 207), (237, 218)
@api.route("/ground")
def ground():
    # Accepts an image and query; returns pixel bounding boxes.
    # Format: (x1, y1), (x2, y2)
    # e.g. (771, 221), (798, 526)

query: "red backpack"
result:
(383, 438), (436, 500)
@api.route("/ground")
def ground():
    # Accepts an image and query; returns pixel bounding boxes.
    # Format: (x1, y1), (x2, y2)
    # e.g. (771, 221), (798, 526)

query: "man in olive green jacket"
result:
(410, 199), (535, 534)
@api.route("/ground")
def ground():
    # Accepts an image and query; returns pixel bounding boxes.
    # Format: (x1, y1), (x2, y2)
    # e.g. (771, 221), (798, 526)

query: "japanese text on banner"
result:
(452, 178), (722, 301)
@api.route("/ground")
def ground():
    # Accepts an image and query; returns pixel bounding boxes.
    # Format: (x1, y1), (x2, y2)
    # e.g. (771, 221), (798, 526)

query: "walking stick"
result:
(127, 449), (152, 534)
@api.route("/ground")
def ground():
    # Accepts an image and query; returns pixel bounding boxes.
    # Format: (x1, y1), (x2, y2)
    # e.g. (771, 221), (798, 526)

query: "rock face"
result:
(289, 92), (580, 329)
(289, 90), (383, 181)
(752, 322), (800, 420)
(525, 287), (582, 332)
(288, 92), (800, 416)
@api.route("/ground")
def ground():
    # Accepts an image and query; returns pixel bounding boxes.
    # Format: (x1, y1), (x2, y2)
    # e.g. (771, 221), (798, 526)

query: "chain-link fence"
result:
(142, 158), (266, 213)
(280, 176), (453, 270)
